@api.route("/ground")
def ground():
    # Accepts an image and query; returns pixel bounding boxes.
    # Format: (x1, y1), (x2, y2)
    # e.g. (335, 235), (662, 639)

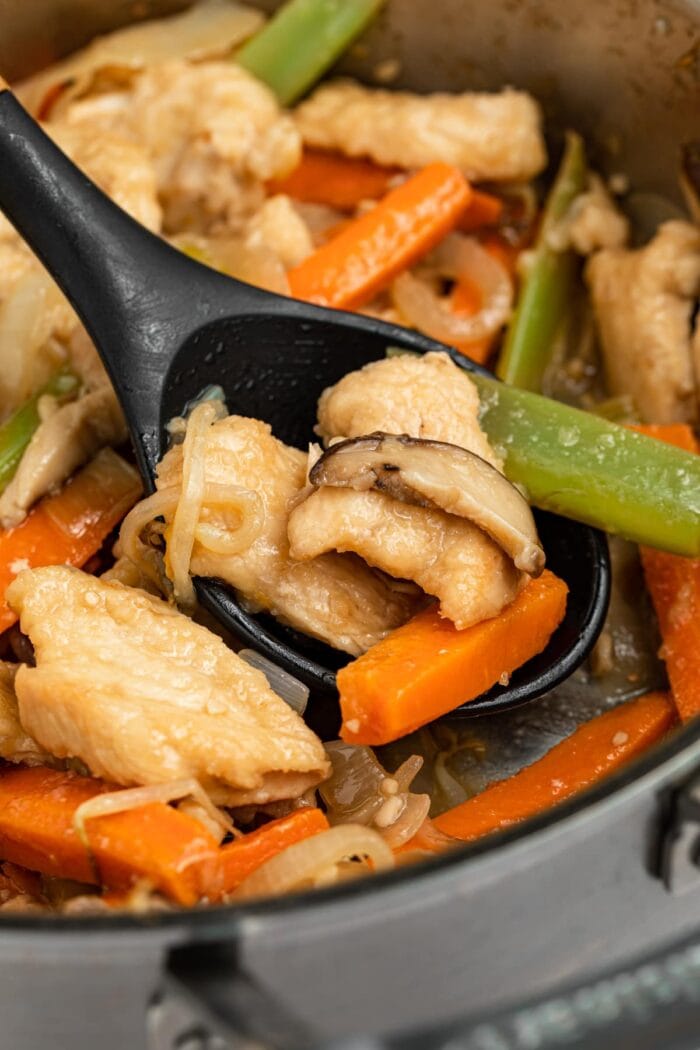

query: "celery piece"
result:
(497, 131), (588, 391)
(236, 0), (385, 106)
(0, 367), (79, 495)
(473, 373), (700, 557)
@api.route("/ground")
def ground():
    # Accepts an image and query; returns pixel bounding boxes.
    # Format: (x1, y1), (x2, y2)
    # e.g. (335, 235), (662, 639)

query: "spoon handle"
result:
(0, 85), (234, 470)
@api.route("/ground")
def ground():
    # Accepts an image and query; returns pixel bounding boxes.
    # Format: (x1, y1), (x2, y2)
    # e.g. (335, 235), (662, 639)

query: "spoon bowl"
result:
(0, 83), (610, 720)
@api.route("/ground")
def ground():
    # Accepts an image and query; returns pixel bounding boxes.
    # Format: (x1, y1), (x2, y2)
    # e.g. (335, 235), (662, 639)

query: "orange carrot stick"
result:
(0, 766), (219, 905)
(287, 163), (471, 310)
(458, 188), (504, 233)
(448, 235), (517, 364)
(633, 424), (700, 722)
(196, 809), (329, 901)
(268, 148), (399, 211)
(338, 570), (568, 746)
(430, 691), (675, 843)
(447, 277), (492, 364)
(0, 448), (141, 634)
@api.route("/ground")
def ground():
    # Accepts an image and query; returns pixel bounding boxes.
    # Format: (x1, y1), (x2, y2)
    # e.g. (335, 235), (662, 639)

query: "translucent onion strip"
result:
(234, 824), (394, 900)
(392, 234), (513, 346)
(238, 650), (309, 715)
(168, 401), (223, 609)
(73, 777), (236, 848)
(119, 487), (178, 594)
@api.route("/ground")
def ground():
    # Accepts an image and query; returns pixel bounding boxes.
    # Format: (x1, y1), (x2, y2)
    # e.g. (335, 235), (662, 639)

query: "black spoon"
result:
(0, 82), (610, 720)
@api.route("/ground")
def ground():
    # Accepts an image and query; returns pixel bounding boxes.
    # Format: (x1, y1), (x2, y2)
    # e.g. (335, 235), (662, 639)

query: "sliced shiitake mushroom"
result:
(309, 433), (545, 577)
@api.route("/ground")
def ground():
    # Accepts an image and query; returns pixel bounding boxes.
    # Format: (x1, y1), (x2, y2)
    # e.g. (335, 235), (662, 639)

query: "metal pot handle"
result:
(155, 941), (316, 1050)
(395, 931), (700, 1050)
(158, 927), (700, 1050)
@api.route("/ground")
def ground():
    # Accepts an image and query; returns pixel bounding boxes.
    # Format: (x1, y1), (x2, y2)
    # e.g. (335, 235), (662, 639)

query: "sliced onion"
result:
(234, 825), (394, 900)
(392, 234), (513, 345)
(168, 400), (225, 609)
(73, 777), (236, 848)
(119, 486), (179, 595)
(17, 0), (264, 117)
(378, 792), (431, 850)
(320, 742), (429, 848)
(238, 650), (309, 716)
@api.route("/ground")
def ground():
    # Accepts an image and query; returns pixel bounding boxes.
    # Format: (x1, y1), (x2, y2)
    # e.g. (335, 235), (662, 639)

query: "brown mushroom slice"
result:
(309, 433), (545, 577)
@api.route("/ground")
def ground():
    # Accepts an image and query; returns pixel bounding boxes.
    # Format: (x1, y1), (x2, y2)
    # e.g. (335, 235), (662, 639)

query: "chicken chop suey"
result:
(0, 0), (696, 914)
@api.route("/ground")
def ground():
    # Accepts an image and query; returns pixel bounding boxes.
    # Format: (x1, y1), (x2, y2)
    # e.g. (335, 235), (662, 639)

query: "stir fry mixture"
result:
(0, 0), (699, 915)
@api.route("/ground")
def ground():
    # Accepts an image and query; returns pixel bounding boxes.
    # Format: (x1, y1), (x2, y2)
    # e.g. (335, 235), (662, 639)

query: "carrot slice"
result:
(267, 148), (399, 211)
(633, 424), (700, 722)
(458, 188), (504, 233)
(338, 570), (568, 746)
(0, 448), (141, 634)
(431, 691), (675, 843)
(287, 163), (471, 310)
(196, 808), (329, 901)
(0, 766), (219, 905)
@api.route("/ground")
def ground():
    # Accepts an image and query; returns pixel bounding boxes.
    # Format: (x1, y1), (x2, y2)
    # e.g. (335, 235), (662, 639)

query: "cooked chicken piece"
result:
(288, 487), (524, 629)
(47, 123), (162, 233)
(244, 195), (314, 269)
(0, 385), (127, 528)
(294, 81), (546, 182)
(7, 566), (330, 806)
(562, 175), (629, 255)
(0, 662), (50, 767)
(317, 351), (501, 468)
(59, 61), (301, 233)
(586, 221), (700, 423)
(301, 351), (527, 626)
(155, 416), (419, 654)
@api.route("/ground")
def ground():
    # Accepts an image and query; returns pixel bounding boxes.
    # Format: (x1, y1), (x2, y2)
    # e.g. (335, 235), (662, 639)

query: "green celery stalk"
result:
(236, 0), (385, 106)
(497, 131), (588, 390)
(472, 373), (700, 557)
(0, 367), (79, 495)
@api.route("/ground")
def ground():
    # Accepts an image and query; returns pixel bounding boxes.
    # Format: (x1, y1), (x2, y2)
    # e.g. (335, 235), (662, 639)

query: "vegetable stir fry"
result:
(0, 0), (698, 915)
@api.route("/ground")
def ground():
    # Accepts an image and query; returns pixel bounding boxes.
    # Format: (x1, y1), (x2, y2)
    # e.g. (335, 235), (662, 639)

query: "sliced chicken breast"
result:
(586, 220), (700, 423)
(294, 81), (546, 182)
(288, 487), (524, 630)
(155, 415), (419, 654)
(316, 351), (501, 468)
(7, 566), (330, 806)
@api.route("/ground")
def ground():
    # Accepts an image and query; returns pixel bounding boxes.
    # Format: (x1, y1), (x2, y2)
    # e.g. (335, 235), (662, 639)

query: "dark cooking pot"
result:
(1, 2), (700, 1048)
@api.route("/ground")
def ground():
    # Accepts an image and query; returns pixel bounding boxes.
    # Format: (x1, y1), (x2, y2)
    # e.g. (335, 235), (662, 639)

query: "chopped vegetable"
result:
(338, 570), (568, 746)
(0, 367), (79, 496)
(267, 148), (398, 210)
(431, 691), (675, 842)
(288, 163), (471, 310)
(0, 765), (219, 904)
(0, 448), (141, 633)
(448, 234), (516, 363)
(497, 131), (587, 390)
(472, 373), (700, 557)
(197, 808), (329, 901)
(634, 424), (700, 723)
(458, 189), (504, 233)
(236, 0), (385, 106)
(448, 277), (492, 364)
